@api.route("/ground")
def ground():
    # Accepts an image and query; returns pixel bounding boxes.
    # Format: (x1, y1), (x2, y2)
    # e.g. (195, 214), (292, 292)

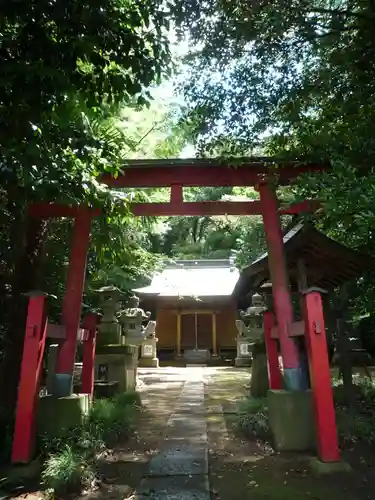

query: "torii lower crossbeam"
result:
(29, 200), (321, 218)
(131, 200), (320, 217)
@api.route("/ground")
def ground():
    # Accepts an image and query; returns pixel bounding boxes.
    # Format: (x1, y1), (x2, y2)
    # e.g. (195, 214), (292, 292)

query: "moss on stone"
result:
(95, 344), (138, 356)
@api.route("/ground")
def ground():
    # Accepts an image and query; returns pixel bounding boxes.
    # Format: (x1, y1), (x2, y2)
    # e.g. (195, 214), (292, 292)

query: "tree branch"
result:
(306, 7), (375, 21)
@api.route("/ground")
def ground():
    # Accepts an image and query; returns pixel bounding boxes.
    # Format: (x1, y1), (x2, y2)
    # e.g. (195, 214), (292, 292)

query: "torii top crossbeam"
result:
(29, 157), (329, 218)
(100, 157), (329, 188)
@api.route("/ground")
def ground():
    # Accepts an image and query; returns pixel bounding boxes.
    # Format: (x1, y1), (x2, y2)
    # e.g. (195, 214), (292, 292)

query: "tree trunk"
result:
(0, 215), (49, 421)
(336, 318), (355, 411)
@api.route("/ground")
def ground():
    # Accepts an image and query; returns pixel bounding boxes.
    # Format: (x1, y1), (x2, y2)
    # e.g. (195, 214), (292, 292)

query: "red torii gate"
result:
(13, 157), (339, 464)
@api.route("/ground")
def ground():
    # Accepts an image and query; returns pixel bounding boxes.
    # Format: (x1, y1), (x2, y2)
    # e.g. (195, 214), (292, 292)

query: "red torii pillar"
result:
(12, 292), (48, 463)
(303, 287), (340, 462)
(53, 209), (93, 396)
(263, 310), (282, 390)
(257, 180), (304, 391)
(81, 312), (101, 398)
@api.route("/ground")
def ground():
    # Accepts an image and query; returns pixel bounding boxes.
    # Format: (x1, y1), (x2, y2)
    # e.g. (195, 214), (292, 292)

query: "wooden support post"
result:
(297, 258), (311, 389)
(170, 184), (183, 204)
(55, 210), (93, 396)
(303, 287), (340, 462)
(176, 313), (181, 356)
(257, 181), (302, 391)
(212, 313), (217, 356)
(81, 313), (100, 398)
(12, 292), (48, 463)
(264, 311), (282, 390)
(46, 344), (59, 395)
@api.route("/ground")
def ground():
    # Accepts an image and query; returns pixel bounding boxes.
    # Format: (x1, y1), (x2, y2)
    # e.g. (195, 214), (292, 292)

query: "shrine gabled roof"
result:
(234, 222), (375, 296)
(133, 259), (240, 298)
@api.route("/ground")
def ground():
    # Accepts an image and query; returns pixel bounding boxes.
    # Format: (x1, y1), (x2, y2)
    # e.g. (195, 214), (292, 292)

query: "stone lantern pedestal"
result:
(235, 293), (269, 398)
(139, 336), (159, 368)
(93, 287), (138, 396)
(96, 285), (123, 345)
(94, 344), (138, 395)
(235, 334), (253, 367)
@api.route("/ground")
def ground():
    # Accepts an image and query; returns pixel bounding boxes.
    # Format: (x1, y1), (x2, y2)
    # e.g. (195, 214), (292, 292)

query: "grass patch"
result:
(86, 392), (139, 446)
(237, 377), (375, 450)
(236, 396), (270, 440)
(41, 445), (95, 494)
(39, 391), (140, 497)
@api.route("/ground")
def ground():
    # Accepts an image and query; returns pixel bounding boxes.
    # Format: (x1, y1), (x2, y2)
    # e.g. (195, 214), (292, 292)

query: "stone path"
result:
(136, 367), (210, 499)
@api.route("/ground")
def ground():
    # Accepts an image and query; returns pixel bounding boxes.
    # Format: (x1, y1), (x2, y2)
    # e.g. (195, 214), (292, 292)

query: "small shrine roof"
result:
(234, 222), (375, 296)
(133, 259), (240, 298)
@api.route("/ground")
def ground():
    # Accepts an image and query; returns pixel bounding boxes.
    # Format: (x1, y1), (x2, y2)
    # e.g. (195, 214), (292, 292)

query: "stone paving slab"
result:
(137, 370), (209, 495)
(178, 403), (204, 412)
(165, 414), (207, 441)
(178, 393), (204, 401)
(147, 441), (208, 476)
(136, 475), (210, 500)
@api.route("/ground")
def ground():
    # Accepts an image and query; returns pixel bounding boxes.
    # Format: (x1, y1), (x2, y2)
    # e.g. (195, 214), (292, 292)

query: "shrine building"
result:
(133, 259), (240, 359)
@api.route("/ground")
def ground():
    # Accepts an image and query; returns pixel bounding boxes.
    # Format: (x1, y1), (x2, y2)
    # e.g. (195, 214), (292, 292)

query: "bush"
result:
(115, 391), (141, 407)
(39, 392), (140, 496)
(41, 445), (94, 495)
(39, 426), (105, 459)
(87, 392), (139, 445)
(236, 397), (270, 440)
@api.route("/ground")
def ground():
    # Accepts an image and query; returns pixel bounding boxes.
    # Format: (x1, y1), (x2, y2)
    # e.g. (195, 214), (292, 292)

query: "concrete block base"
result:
(139, 357), (159, 368)
(235, 357), (252, 367)
(308, 457), (352, 474)
(268, 389), (316, 452)
(37, 394), (90, 437)
(3, 458), (41, 483)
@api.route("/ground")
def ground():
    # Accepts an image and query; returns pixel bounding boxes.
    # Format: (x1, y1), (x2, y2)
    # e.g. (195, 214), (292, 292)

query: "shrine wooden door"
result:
(181, 313), (213, 350)
(197, 314), (212, 349)
(181, 314), (196, 349)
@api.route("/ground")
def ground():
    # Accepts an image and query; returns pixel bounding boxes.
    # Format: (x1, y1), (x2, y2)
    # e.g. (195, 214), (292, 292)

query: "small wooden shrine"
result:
(133, 259), (240, 359)
(234, 221), (375, 302)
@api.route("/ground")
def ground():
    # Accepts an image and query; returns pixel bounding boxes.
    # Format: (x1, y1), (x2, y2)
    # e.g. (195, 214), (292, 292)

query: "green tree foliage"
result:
(0, 0), (176, 413)
(170, 0), (375, 317)
(172, 1), (375, 157)
(117, 82), (192, 159)
(145, 186), (275, 266)
(1, 0), (172, 199)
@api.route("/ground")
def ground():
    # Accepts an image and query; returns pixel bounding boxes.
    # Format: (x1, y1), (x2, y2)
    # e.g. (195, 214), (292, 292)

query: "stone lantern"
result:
(118, 295), (152, 346)
(95, 285), (123, 345)
(235, 292), (269, 397)
(235, 293), (266, 367)
(94, 286), (138, 395)
(118, 295), (159, 367)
